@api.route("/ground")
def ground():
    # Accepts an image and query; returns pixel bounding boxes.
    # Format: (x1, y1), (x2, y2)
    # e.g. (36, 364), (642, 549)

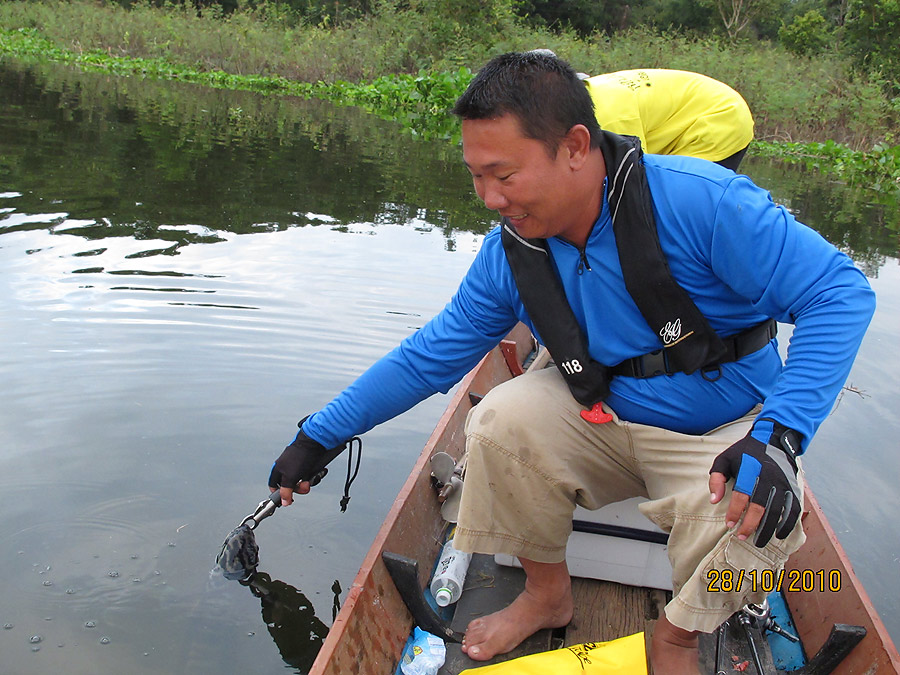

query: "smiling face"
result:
(462, 113), (603, 248)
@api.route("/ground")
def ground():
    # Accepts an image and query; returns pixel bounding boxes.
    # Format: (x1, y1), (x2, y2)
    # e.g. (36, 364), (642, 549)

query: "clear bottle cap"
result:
(434, 588), (452, 606)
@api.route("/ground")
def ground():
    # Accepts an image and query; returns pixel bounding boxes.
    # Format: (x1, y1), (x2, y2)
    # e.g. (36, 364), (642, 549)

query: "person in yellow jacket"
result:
(584, 68), (754, 170)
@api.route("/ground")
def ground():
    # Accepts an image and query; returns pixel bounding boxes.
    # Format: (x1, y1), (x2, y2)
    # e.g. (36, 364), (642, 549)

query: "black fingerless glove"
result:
(268, 417), (363, 512)
(268, 419), (347, 491)
(709, 419), (801, 548)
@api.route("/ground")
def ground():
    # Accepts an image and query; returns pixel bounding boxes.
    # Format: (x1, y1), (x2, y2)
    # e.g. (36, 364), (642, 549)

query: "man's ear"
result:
(562, 124), (592, 169)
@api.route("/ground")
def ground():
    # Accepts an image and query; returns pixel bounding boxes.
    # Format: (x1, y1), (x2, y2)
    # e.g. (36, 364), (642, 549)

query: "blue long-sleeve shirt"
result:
(304, 154), (875, 452)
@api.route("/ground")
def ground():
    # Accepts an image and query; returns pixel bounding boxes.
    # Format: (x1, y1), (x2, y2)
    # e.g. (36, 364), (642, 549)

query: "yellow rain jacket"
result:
(585, 69), (754, 162)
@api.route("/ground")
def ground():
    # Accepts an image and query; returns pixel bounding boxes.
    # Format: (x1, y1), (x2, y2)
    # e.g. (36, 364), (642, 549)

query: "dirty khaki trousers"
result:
(453, 367), (806, 633)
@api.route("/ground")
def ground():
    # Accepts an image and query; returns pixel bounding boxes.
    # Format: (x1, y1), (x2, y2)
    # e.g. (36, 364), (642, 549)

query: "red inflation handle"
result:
(580, 401), (613, 424)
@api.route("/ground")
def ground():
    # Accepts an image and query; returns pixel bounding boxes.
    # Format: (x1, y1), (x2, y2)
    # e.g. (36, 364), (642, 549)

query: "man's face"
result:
(462, 114), (584, 242)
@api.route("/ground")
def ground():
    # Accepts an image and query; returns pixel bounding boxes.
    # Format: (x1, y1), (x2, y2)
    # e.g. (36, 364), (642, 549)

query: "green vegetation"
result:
(753, 140), (900, 193)
(778, 10), (831, 57)
(0, 0), (898, 189)
(0, 26), (470, 140)
(843, 0), (900, 84)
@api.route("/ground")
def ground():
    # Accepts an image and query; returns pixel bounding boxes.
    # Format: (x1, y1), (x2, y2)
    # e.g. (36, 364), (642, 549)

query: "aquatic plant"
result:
(753, 140), (900, 194)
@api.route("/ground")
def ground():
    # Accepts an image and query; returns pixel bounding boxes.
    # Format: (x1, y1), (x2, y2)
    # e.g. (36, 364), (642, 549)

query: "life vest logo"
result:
(660, 318), (682, 345)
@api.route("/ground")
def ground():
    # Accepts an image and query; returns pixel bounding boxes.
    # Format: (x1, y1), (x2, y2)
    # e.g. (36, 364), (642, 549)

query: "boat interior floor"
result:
(439, 553), (670, 674)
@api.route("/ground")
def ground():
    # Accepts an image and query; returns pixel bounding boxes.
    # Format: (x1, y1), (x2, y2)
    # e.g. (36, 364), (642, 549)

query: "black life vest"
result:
(501, 131), (728, 408)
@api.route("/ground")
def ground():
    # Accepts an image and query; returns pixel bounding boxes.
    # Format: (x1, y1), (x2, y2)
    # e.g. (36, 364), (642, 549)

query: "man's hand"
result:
(268, 422), (347, 506)
(709, 426), (801, 547)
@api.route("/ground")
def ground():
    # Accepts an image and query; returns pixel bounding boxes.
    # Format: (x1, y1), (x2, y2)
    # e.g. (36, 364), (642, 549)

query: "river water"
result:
(0, 59), (897, 674)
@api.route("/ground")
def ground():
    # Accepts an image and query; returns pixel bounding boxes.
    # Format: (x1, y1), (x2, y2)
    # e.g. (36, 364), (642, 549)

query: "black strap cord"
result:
(339, 436), (363, 513)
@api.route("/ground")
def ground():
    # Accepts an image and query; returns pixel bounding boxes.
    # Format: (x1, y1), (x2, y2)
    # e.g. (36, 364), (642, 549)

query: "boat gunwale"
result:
(786, 487), (900, 672)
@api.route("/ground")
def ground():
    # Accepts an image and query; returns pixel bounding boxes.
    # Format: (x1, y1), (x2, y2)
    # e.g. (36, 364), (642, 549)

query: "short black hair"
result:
(452, 51), (601, 155)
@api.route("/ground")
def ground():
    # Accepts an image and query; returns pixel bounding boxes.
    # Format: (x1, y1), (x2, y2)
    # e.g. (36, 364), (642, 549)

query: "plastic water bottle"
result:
(429, 538), (471, 607)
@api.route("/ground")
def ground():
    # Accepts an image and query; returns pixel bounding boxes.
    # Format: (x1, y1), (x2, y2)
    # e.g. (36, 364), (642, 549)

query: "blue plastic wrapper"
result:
(395, 626), (447, 675)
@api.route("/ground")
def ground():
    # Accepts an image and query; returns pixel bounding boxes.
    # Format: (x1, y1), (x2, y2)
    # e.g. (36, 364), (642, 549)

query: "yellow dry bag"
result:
(460, 632), (647, 674)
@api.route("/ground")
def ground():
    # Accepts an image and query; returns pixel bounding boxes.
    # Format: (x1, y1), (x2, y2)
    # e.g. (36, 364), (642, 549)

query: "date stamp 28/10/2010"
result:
(707, 568), (842, 594)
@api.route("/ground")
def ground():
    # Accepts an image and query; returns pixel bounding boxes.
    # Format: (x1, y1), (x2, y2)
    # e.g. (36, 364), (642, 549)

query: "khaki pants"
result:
(453, 367), (806, 633)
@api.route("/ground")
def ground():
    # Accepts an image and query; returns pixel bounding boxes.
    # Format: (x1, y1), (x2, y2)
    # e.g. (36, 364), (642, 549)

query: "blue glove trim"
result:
(734, 454), (762, 495)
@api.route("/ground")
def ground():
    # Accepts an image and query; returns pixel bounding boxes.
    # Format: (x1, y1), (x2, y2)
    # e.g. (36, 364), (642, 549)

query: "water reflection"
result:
(745, 157), (899, 275)
(3, 60), (896, 265)
(240, 571), (331, 674)
(0, 60), (493, 260)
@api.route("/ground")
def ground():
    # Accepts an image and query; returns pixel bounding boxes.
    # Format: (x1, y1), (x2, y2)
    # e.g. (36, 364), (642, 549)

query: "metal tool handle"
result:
(242, 468), (329, 529)
(242, 491), (282, 530)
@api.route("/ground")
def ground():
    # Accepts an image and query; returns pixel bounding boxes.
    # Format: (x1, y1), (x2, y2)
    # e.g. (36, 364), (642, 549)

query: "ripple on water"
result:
(6, 491), (180, 613)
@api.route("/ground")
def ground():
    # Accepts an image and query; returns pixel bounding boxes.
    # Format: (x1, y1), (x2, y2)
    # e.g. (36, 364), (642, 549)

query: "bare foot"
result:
(650, 613), (700, 675)
(461, 559), (573, 661)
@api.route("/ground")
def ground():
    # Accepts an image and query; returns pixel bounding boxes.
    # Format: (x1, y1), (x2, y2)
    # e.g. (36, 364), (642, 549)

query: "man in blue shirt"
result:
(267, 52), (874, 672)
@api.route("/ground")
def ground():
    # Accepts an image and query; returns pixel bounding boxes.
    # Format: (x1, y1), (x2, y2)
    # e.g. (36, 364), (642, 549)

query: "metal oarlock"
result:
(742, 599), (799, 643)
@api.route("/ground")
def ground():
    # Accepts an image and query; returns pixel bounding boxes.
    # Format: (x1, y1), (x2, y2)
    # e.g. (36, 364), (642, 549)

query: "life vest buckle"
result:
(581, 402), (613, 424)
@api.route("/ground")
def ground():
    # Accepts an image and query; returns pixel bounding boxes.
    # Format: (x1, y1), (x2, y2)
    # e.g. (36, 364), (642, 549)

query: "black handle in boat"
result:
(382, 551), (464, 644)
